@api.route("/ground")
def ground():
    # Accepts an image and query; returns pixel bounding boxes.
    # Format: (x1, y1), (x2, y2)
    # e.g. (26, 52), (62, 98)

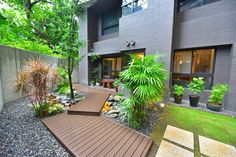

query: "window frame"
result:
(122, 0), (148, 16)
(172, 48), (217, 89)
(101, 7), (121, 36)
(177, 0), (221, 12)
(102, 56), (122, 79)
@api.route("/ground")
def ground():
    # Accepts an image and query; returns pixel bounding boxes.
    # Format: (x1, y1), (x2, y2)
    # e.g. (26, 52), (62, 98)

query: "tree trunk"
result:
(68, 72), (74, 99)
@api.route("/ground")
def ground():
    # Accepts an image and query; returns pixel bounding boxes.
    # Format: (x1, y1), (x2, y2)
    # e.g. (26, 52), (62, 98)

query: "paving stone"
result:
(164, 125), (194, 149)
(199, 135), (236, 157)
(155, 140), (194, 157)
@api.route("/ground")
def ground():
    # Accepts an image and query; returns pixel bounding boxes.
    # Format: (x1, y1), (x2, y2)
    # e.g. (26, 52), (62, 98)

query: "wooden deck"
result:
(68, 91), (109, 116)
(42, 113), (153, 157)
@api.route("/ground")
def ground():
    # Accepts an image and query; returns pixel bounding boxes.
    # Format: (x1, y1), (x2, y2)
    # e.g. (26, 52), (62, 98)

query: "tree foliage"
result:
(2, 0), (88, 98)
(119, 54), (168, 128)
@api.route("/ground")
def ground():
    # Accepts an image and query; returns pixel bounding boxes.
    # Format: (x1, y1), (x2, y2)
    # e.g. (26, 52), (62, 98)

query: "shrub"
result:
(208, 84), (229, 105)
(33, 102), (50, 117)
(48, 104), (64, 115)
(14, 59), (60, 117)
(188, 77), (205, 96)
(56, 67), (70, 94)
(173, 85), (184, 96)
(119, 54), (167, 128)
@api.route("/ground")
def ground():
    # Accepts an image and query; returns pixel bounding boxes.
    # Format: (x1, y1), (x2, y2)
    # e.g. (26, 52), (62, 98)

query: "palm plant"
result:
(14, 58), (60, 116)
(119, 54), (167, 128)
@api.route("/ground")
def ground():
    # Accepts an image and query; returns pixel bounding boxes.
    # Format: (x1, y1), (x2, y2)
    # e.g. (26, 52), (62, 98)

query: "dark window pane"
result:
(133, 0), (148, 13)
(174, 51), (192, 74)
(103, 25), (119, 35)
(122, 3), (133, 16)
(178, 0), (221, 12)
(192, 49), (215, 73)
(102, 8), (120, 35)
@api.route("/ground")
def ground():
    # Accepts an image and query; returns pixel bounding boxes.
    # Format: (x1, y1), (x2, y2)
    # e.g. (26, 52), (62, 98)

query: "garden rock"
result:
(107, 109), (119, 115)
(106, 113), (118, 118)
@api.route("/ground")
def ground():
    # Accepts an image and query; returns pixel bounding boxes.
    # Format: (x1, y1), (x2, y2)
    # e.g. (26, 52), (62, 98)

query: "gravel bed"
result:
(0, 98), (70, 157)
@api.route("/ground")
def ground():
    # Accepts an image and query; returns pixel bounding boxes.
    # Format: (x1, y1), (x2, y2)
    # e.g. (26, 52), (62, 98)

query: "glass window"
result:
(122, 0), (148, 16)
(172, 48), (215, 89)
(178, 0), (221, 12)
(174, 51), (192, 74)
(102, 8), (121, 35)
(102, 57), (122, 79)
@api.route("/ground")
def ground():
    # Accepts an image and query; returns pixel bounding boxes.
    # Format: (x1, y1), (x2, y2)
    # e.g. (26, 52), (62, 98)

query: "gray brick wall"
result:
(79, 0), (236, 111)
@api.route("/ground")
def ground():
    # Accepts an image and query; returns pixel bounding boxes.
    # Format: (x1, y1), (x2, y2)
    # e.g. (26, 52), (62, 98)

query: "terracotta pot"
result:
(189, 95), (200, 107)
(206, 102), (222, 112)
(174, 94), (182, 104)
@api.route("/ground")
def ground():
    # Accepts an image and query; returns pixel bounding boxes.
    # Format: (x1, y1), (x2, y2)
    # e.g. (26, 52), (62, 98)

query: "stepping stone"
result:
(155, 140), (194, 157)
(199, 135), (236, 157)
(164, 125), (194, 149)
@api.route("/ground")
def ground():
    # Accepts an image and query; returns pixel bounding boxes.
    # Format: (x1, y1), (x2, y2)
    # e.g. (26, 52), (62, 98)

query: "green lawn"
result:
(152, 105), (236, 147)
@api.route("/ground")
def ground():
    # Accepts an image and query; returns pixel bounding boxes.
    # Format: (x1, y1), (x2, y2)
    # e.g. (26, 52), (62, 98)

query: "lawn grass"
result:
(152, 104), (236, 147)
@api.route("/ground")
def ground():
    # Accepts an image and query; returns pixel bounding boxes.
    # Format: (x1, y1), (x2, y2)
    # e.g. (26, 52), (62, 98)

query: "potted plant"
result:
(206, 83), (229, 112)
(173, 85), (184, 104)
(90, 80), (95, 86)
(188, 77), (205, 107)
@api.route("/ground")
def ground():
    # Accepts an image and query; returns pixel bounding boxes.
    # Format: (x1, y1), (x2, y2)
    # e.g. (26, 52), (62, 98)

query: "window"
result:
(102, 57), (122, 78)
(102, 8), (121, 35)
(122, 0), (148, 16)
(178, 0), (221, 12)
(172, 48), (215, 89)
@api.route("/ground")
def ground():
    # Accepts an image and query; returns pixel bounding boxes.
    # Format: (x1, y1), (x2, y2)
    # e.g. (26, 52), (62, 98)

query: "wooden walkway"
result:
(68, 84), (111, 116)
(42, 84), (153, 157)
(42, 113), (153, 157)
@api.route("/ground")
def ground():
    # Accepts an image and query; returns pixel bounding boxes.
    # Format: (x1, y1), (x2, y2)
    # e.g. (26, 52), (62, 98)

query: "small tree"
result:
(119, 54), (167, 128)
(14, 59), (60, 116)
(3, 0), (88, 99)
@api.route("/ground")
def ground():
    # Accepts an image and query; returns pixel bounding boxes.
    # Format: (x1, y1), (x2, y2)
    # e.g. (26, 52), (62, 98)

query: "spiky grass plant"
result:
(14, 58), (60, 116)
(119, 54), (168, 128)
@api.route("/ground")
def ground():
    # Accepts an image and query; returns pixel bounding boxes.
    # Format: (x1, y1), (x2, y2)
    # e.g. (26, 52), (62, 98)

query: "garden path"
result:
(155, 125), (236, 157)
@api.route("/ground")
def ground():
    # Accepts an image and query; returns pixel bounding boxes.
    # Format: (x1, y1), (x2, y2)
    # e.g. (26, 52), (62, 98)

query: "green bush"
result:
(33, 102), (50, 117)
(208, 84), (229, 105)
(56, 67), (70, 94)
(119, 54), (167, 128)
(48, 104), (64, 114)
(188, 77), (205, 96)
(173, 85), (184, 96)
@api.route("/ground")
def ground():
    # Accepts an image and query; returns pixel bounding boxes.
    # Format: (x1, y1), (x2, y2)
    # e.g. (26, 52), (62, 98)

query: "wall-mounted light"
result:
(126, 41), (130, 47)
(130, 40), (136, 46)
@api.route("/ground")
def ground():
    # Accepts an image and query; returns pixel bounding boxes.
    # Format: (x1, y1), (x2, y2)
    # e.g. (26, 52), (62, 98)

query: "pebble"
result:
(0, 98), (71, 157)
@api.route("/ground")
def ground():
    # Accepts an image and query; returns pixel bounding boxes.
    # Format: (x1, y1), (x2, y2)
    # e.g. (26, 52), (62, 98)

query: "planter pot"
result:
(96, 83), (100, 86)
(189, 95), (200, 107)
(206, 102), (222, 112)
(174, 94), (182, 104)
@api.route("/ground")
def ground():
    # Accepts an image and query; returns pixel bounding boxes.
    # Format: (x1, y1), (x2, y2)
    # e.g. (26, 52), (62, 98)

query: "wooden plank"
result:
(79, 125), (124, 157)
(74, 122), (119, 154)
(87, 127), (129, 157)
(123, 135), (145, 157)
(42, 110), (153, 157)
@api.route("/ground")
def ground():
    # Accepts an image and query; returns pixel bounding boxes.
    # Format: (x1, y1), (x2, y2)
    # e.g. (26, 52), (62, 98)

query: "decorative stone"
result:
(155, 140), (194, 157)
(199, 135), (236, 157)
(105, 113), (118, 118)
(107, 110), (119, 115)
(163, 125), (194, 149)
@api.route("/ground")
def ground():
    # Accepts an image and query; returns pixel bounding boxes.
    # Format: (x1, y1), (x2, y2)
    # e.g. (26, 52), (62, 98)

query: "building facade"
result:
(78, 0), (236, 112)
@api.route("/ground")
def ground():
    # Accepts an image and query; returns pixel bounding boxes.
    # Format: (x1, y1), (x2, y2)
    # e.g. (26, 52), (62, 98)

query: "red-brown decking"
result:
(42, 113), (153, 157)
(42, 84), (153, 157)
(67, 84), (112, 116)
(68, 91), (109, 116)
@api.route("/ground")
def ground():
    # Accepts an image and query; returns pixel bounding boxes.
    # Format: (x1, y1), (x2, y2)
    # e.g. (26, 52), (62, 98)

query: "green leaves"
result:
(119, 54), (168, 128)
(188, 77), (205, 96)
(173, 85), (184, 96)
(208, 84), (229, 105)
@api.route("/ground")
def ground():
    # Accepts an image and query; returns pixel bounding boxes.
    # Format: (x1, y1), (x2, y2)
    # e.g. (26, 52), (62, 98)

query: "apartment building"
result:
(78, 0), (236, 112)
